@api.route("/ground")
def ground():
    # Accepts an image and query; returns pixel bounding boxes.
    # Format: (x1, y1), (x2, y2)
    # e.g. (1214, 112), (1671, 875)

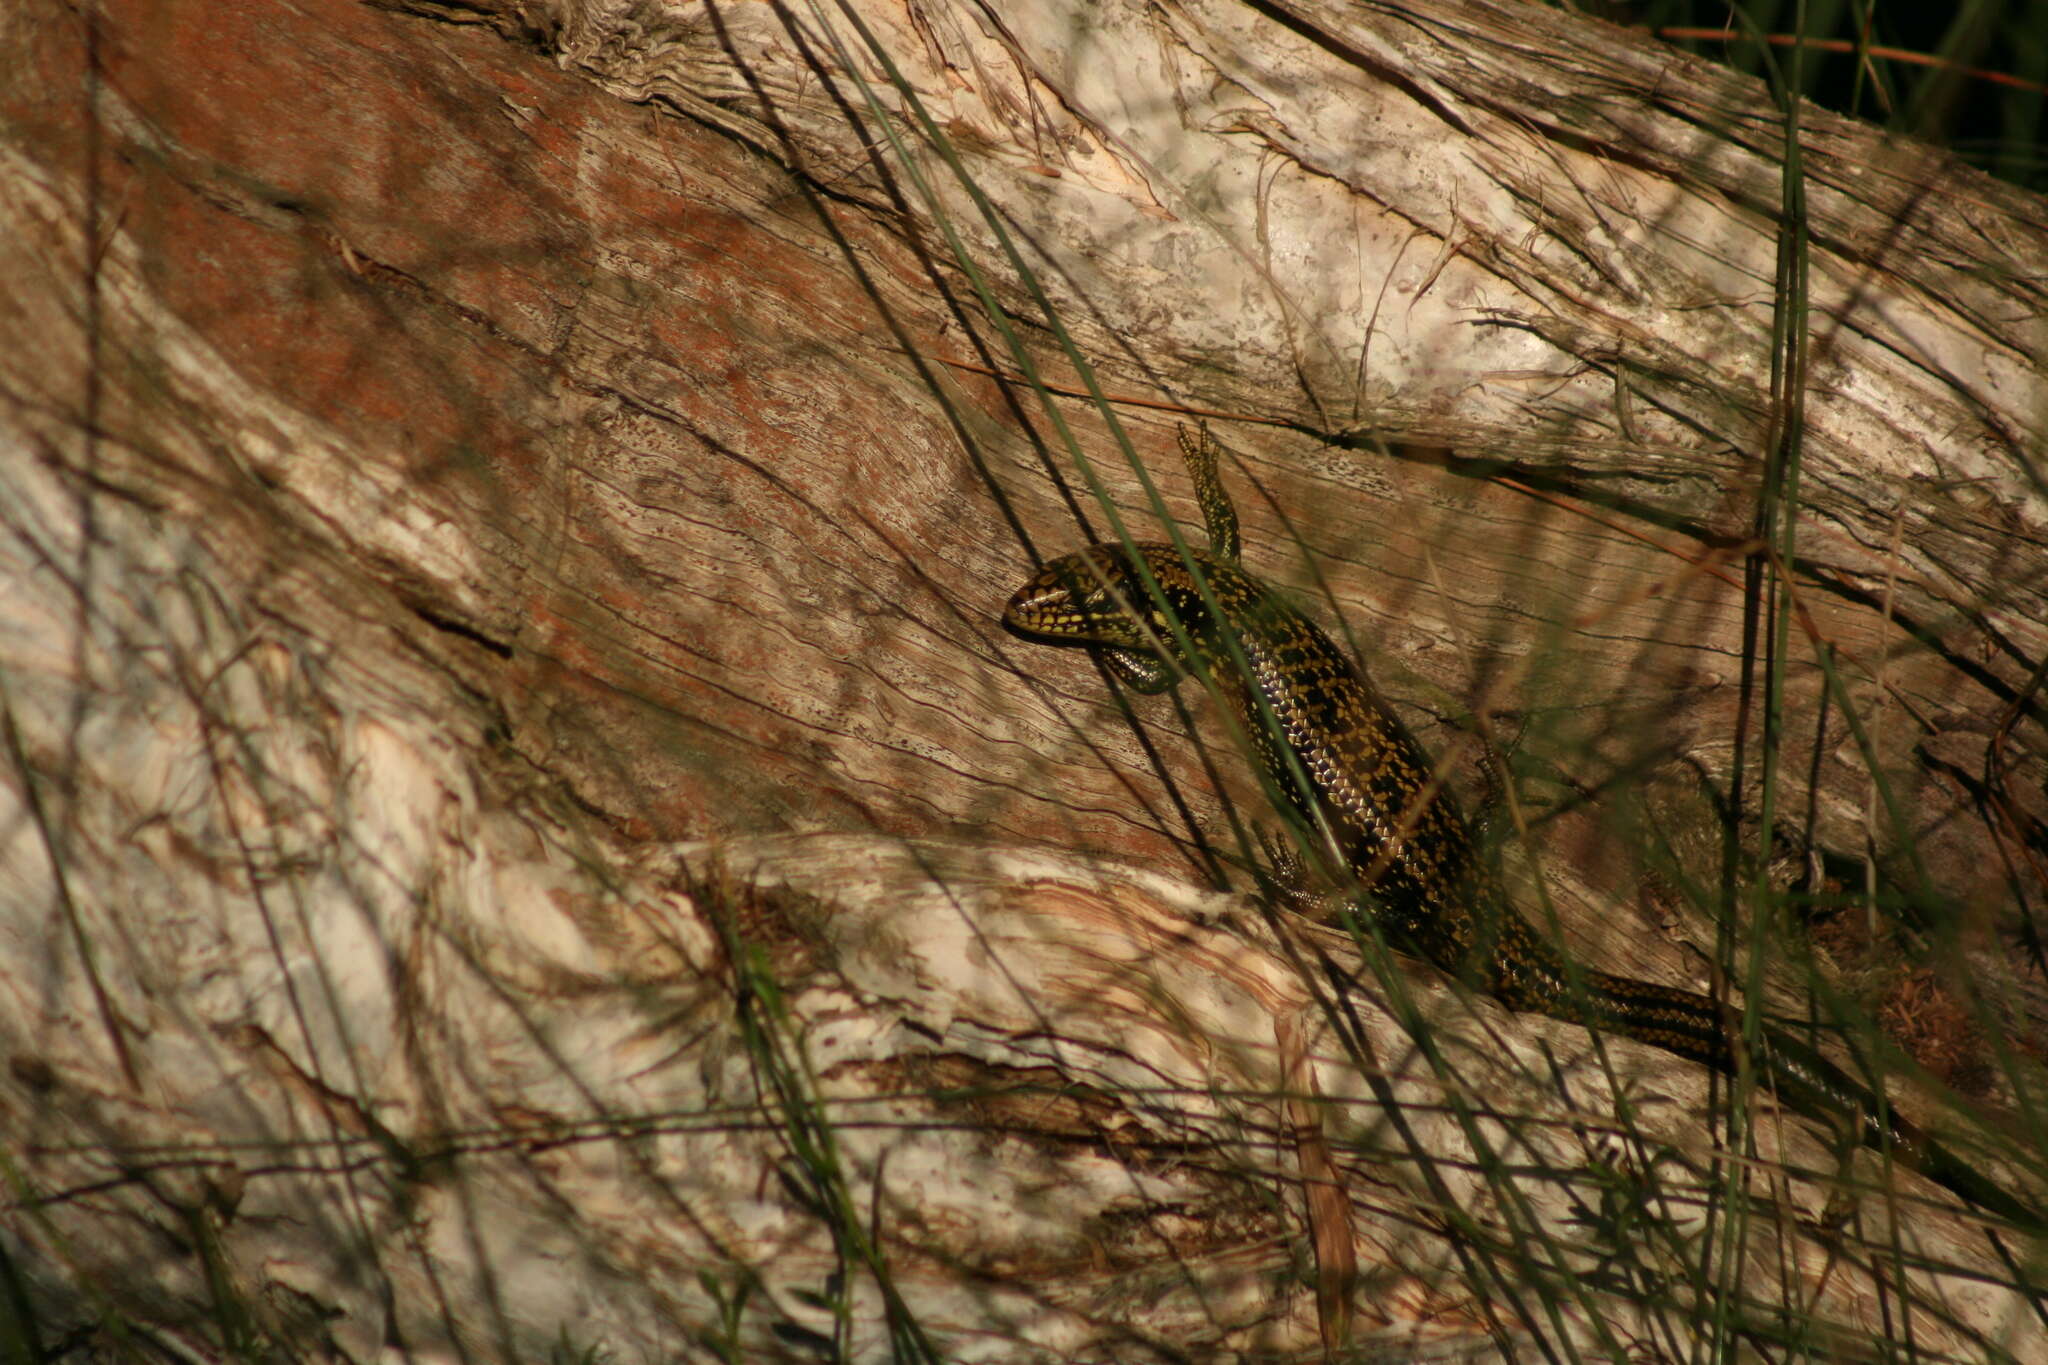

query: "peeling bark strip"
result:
(2, 0), (2045, 1358)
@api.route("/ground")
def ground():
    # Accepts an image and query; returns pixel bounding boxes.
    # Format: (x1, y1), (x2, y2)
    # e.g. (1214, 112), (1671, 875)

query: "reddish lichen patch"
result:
(1877, 967), (1996, 1097)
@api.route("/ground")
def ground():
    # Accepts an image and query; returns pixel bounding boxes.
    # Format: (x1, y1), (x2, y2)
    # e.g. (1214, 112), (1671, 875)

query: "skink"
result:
(1005, 424), (2041, 1231)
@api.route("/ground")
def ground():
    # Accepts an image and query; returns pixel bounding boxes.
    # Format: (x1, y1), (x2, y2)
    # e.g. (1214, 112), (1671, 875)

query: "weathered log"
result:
(2, 0), (2044, 1357)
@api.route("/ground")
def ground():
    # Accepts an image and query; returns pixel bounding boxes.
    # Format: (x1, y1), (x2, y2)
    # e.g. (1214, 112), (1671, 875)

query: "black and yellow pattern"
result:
(1005, 424), (2040, 1229)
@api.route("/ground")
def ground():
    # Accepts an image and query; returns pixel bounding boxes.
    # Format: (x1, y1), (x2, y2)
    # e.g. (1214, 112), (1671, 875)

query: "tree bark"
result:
(2, 0), (2044, 1359)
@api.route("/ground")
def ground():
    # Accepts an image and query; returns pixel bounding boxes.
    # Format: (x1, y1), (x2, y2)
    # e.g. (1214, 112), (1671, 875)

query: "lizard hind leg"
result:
(1256, 825), (1353, 923)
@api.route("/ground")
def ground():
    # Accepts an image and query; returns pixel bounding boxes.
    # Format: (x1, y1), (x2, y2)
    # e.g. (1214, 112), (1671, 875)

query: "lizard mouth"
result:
(1002, 583), (1095, 642)
(1001, 549), (1124, 642)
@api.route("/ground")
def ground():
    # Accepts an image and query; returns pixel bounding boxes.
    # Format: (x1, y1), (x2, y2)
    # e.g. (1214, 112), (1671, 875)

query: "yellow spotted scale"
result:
(1004, 424), (2040, 1231)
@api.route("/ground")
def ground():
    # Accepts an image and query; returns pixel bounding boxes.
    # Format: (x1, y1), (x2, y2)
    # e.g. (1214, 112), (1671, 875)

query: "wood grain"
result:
(2, 0), (2044, 1356)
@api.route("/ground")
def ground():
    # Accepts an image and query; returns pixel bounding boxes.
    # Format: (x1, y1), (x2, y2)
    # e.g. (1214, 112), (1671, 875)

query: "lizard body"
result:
(1004, 425), (2040, 1230)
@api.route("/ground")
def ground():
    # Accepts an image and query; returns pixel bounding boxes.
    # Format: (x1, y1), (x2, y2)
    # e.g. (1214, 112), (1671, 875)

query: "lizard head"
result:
(1002, 542), (1220, 667)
